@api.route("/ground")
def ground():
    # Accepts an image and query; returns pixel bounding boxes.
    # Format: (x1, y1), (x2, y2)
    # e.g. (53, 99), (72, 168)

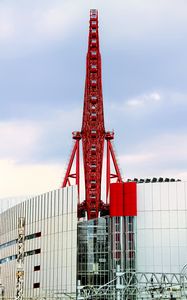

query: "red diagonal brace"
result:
(106, 139), (123, 203)
(62, 138), (80, 202)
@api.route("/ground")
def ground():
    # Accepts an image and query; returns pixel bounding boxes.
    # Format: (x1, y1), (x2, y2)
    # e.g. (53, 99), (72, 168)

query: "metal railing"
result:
(77, 270), (187, 299)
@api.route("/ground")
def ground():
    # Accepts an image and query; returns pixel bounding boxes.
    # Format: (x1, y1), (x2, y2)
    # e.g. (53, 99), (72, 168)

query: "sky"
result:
(0, 0), (187, 198)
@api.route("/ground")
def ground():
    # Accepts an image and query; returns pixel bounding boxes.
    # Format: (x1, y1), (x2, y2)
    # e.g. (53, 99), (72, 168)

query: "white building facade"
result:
(136, 181), (187, 273)
(0, 186), (77, 299)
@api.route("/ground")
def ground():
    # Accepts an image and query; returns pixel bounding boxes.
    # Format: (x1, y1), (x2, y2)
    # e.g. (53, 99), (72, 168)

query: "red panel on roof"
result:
(110, 183), (124, 216)
(123, 182), (137, 216)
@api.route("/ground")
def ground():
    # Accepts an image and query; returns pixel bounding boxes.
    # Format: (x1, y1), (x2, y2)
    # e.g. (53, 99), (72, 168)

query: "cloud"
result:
(99, 0), (187, 45)
(107, 92), (163, 124)
(120, 153), (154, 164)
(0, 107), (81, 163)
(35, 2), (83, 40)
(0, 121), (42, 161)
(108, 91), (187, 120)
(0, 0), (187, 55)
(126, 92), (161, 107)
(0, 107), (81, 198)
(0, 0), (85, 56)
(0, 159), (63, 198)
(118, 133), (187, 181)
(0, 12), (15, 40)
(33, 107), (82, 162)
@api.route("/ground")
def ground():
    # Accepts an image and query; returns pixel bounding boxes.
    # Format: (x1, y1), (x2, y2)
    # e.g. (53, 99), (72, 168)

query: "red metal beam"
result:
(62, 138), (80, 199)
(108, 140), (123, 183)
(62, 141), (78, 188)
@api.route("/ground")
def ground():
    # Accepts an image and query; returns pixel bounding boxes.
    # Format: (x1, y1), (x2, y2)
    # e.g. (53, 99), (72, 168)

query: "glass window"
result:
(34, 265), (40, 271)
(33, 282), (40, 289)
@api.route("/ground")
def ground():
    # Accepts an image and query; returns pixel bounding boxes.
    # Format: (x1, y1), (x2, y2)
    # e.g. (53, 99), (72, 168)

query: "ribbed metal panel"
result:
(0, 186), (78, 299)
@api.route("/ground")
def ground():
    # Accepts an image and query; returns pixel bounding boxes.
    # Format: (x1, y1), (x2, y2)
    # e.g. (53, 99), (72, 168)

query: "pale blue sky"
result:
(0, 0), (187, 197)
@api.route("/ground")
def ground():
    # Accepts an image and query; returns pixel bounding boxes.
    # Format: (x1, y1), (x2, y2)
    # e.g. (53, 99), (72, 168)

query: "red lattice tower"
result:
(62, 9), (122, 219)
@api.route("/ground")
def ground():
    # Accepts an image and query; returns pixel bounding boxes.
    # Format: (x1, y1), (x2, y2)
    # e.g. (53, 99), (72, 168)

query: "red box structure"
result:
(123, 182), (137, 216)
(110, 182), (137, 217)
(110, 183), (124, 216)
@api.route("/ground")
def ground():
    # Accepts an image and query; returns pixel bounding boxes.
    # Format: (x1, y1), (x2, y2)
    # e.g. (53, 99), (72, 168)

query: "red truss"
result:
(62, 10), (122, 219)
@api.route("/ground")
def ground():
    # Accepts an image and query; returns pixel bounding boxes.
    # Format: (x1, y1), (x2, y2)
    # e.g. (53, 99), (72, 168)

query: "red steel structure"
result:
(62, 9), (122, 219)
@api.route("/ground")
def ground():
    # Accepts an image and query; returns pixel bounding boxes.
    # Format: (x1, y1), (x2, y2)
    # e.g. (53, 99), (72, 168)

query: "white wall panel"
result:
(144, 184), (152, 211)
(137, 181), (187, 274)
(137, 184), (145, 211)
(153, 229), (161, 247)
(169, 182), (178, 210)
(160, 183), (169, 210)
(153, 211), (161, 228)
(169, 211), (178, 228)
(178, 210), (186, 228)
(136, 211), (145, 229)
(177, 183), (186, 210)
(161, 211), (170, 228)
(152, 184), (161, 211)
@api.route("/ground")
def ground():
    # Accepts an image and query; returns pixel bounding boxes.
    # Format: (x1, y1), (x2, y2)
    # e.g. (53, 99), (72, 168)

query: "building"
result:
(0, 186), (77, 299)
(1, 181), (187, 299)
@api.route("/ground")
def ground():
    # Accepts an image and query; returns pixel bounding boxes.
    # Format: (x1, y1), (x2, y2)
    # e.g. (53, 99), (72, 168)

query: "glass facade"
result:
(77, 217), (110, 288)
(77, 216), (136, 299)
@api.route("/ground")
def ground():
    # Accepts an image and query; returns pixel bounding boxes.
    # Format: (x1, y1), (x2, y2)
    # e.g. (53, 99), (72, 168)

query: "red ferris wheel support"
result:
(62, 9), (122, 220)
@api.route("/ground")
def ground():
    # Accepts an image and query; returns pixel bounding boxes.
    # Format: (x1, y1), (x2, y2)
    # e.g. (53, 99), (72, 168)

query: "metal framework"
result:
(15, 218), (25, 300)
(62, 9), (122, 219)
(77, 270), (187, 299)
